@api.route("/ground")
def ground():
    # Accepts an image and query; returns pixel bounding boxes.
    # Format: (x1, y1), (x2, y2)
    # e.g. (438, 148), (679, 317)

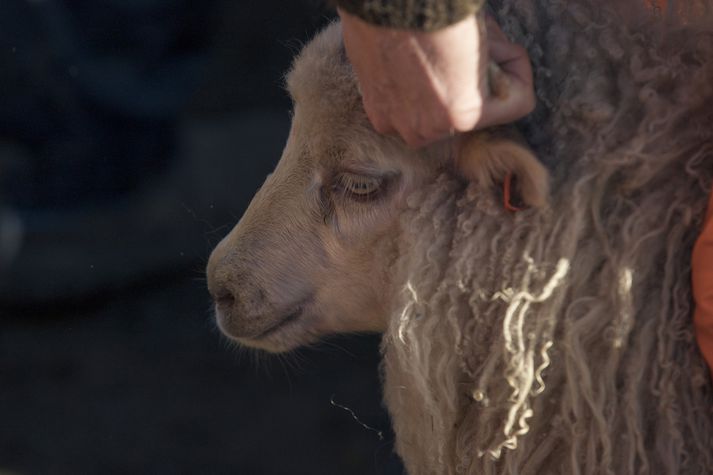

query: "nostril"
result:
(212, 287), (236, 314)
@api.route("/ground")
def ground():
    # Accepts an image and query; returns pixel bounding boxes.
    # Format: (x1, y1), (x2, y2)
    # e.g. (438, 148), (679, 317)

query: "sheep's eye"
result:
(334, 172), (384, 201)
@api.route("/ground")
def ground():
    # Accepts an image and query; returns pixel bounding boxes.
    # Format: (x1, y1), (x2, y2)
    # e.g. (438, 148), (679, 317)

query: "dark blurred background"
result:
(0, 1), (401, 473)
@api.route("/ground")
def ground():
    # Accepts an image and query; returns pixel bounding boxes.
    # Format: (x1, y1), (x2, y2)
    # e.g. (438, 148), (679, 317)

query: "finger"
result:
(477, 41), (535, 127)
(414, 104), (461, 145)
(365, 94), (440, 148)
(393, 110), (437, 149)
(478, 78), (535, 127)
(369, 113), (397, 136)
(447, 96), (484, 132)
(479, 83), (535, 128)
(489, 39), (533, 88)
(363, 98), (397, 135)
(395, 123), (431, 149)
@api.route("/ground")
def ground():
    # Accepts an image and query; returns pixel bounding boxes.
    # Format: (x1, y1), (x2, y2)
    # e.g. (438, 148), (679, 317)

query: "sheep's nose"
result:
(207, 264), (234, 312)
(211, 285), (236, 318)
(206, 245), (243, 328)
(207, 251), (274, 339)
(207, 268), (251, 337)
(206, 243), (231, 305)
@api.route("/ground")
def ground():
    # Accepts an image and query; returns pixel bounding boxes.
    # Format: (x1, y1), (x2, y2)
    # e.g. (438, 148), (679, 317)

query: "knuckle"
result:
(372, 118), (393, 134)
(365, 106), (392, 134)
(416, 117), (443, 141)
(402, 133), (422, 148)
(399, 127), (426, 149)
(448, 102), (483, 131)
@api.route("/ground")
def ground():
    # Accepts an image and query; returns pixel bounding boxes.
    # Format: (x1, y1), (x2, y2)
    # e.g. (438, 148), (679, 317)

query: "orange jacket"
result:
(692, 190), (713, 375)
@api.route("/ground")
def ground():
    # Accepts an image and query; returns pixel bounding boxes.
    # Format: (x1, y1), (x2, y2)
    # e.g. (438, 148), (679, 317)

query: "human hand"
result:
(339, 9), (535, 148)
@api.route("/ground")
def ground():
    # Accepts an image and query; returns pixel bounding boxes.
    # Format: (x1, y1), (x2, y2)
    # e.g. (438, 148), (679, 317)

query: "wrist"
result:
(334, 0), (484, 31)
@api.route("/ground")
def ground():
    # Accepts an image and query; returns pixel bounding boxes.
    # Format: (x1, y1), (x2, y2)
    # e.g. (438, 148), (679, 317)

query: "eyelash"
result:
(332, 172), (386, 203)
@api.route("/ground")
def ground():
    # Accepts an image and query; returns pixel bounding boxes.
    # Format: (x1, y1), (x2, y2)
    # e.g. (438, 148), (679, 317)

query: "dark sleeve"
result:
(334, 0), (485, 31)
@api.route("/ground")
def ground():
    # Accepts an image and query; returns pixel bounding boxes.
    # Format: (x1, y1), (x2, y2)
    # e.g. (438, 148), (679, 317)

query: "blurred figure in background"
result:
(0, 0), (210, 300)
(0, 0), (326, 305)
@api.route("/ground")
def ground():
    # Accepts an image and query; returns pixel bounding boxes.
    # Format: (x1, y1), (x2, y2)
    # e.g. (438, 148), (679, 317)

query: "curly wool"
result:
(382, 1), (713, 474)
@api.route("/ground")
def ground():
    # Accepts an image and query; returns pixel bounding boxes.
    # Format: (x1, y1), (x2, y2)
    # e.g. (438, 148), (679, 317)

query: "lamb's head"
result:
(206, 22), (545, 352)
(206, 23), (442, 352)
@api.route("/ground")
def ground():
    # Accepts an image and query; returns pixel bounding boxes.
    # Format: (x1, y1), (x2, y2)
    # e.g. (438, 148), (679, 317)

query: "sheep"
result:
(206, 0), (713, 473)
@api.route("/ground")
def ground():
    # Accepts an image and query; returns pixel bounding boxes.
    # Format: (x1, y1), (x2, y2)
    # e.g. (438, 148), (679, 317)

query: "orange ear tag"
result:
(503, 173), (525, 212)
(692, 189), (713, 377)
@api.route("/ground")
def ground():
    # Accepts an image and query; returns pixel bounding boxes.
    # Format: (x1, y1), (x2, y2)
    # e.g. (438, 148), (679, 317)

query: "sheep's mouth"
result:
(213, 293), (319, 352)
(251, 304), (305, 340)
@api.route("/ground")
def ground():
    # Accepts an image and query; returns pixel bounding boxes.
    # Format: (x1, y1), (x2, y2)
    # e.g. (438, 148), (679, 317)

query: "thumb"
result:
(477, 22), (535, 128)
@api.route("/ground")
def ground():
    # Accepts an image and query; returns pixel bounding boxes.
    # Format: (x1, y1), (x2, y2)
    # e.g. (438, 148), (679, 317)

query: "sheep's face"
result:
(206, 24), (441, 352)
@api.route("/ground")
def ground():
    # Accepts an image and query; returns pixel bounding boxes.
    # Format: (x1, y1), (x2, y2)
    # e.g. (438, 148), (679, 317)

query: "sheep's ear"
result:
(455, 128), (549, 208)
